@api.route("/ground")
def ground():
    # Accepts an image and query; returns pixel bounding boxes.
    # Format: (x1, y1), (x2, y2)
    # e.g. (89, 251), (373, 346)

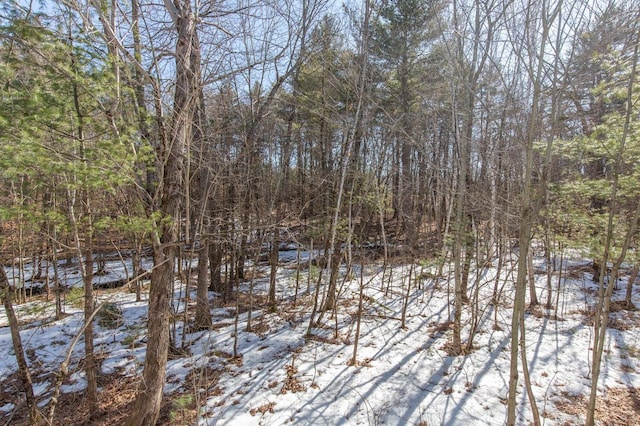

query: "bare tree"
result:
(126, 0), (201, 422)
(506, 0), (565, 422)
(0, 266), (38, 423)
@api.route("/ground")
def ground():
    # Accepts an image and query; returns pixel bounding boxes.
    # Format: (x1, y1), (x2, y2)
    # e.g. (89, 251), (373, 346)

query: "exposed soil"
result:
(0, 366), (223, 426)
(554, 387), (640, 426)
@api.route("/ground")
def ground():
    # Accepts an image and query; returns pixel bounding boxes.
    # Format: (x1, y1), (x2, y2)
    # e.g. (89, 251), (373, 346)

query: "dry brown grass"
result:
(0, 363), (225, 426)
(554, 387), (640, 426)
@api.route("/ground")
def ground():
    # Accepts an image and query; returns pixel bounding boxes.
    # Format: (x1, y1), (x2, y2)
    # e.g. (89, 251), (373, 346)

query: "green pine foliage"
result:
(0, 11), (144, 244)
(549, 53), (639, 261)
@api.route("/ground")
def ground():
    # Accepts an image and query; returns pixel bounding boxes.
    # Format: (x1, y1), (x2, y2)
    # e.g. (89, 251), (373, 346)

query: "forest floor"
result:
(1, 251), (640, 425)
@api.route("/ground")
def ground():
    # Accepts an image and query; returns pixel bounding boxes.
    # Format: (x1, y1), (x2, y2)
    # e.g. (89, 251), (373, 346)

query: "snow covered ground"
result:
(3, 253), (155, 291)
(1, 252), (639, 425)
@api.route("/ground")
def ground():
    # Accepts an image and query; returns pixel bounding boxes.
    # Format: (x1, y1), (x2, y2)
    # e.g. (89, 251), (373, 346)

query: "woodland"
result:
(0, 0), (640, 425)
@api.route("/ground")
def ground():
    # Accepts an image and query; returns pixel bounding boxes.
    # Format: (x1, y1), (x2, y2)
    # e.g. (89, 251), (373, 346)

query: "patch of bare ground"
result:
(577, 308), (603, 327)
(554, 387), (640, 425)
(305, 333), (340, 345)
(610, 300), (637, 313)
(209, 350), (243, 367)
(346, 357), (373, 367)
(280, 364), (306, 394)
(576, 305), (640, 330)
(249, 401), (275, 416)
(1, 364), (224, 426)
(440, 340), (477, 356)
(0, 372), (28, 424)
(525, 304), (566, 321)
(427, 320), (452, 338)
(230, 293), (268, 312)
(248, 319), (270, 336)
(565, 264), (594, 279)
(609, 303), (640, 330)
(526, 304), (546, 318)
(608, 315), (633, 331)
(0, 373), (139, 426)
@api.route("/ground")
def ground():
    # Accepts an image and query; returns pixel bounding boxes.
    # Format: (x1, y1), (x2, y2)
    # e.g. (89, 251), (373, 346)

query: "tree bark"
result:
(127, 1), (198, 423)
(506, 1), (559, 422)
(322, 241), (343, 312)
(195, 244), (212, 329)
(209, 241), (223, 293)
(268, 226), (279, 311)
(1, 266), (38, 423)
(625, 264), (639, 309)
(70, 44), (99, 419)
(527, 248), (539, 307)
(83, 245), (98, 419)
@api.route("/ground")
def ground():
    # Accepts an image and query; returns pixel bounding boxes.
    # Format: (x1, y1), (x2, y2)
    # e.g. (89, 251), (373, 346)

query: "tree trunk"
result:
(527, 248), (539, 307)
(461, 229), (473, 304)
(322, 242), (342, 312)
(132, 244), (142, 302)
(506, 1), (559, 420)
(70, 45), (99, 419)
(209, 241), (223, 293)
(625, 264), (638, 310)
(127, 1), (197, 423)
(52, 227), (63, 319)
(83, 246), (98, 419)
(192, 61), (211, 329)
(268, 227), (279, 311)
(545, 238), (554, 309)
(350, 257), (365, 366)
(507, 215), (532, 424)
(401, 263), (414, 329)
(1, 266), (38, 423)
(195, 244), (212, 329)
(128, 248), (174, 426)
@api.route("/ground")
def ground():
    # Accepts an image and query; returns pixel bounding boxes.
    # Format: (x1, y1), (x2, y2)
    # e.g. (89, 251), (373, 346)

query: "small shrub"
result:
(173, 394), (194, 408)
(97, 302), (123, 329)
(121, 333), (138, 347)
(66, 287), (85, 309)
(309, 265), (320, 282)
(622, 343), (640, 358)
(169, 394), (195, 423)
(19, 302), (51, 317)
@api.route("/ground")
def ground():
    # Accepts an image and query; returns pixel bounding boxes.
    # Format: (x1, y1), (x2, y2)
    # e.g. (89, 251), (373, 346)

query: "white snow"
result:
(1, 251), (639, 425)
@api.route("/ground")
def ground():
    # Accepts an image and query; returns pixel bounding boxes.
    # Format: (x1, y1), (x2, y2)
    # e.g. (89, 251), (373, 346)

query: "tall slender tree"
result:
(370, 0), (443, 250)
(126, 0), (201, 422)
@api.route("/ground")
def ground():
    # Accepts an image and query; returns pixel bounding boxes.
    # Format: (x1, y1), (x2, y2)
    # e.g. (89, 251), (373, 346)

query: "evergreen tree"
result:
(370, 0), (444, 249)
(0, 9), (138, 422)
